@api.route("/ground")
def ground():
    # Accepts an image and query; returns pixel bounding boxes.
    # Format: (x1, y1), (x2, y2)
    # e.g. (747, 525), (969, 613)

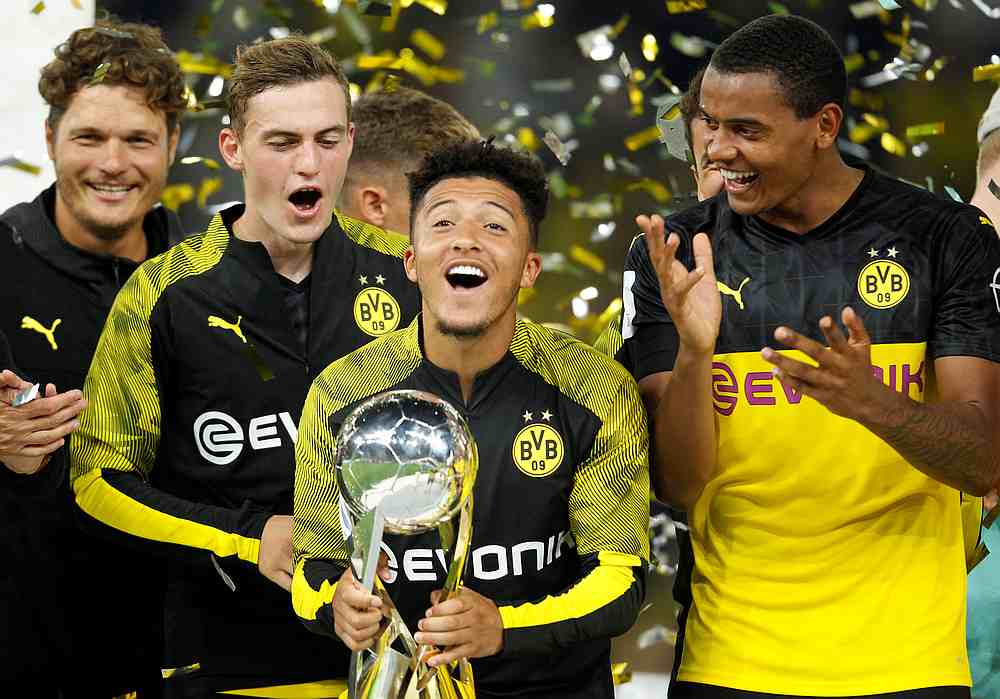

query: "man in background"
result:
(338, 85), (479, 235)
(0, 19), (187, 696)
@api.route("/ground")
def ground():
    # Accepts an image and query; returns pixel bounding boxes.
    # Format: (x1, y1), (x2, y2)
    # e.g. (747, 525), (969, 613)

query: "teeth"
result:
(91, 184), (132, 193)
(447, 264), (485, 278)
(720, 169), (758, 184)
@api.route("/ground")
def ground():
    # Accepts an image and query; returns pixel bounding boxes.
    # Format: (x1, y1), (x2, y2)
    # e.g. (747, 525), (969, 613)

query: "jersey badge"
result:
(858, 250), (910, 309)
(354, 274), (401, 337)
(990, 267), (1000, 314)
(208, 314), (247, 343)
(21, 316), (61, 351)
(513, 411), (564, 478)
(717, 277), (750, 310)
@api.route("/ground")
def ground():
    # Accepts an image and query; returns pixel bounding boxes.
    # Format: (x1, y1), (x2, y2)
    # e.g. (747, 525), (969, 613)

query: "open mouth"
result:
(88, 182), (136, 198)
(288, 186), (322, 213)
(720, 168), (760, 190)
(445, 263), (488, 290)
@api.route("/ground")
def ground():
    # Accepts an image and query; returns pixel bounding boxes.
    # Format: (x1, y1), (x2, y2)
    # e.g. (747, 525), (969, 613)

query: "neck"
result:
(54, 191), (148, 262)
(422, 307), (516, 403)
(233, 205), (315, 283)
(756, 153), (865, 235)
(972, 167), (1000, 232)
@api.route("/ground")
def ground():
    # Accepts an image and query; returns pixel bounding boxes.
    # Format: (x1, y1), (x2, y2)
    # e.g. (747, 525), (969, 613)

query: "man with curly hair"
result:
(292, 140), (650, 699)
(0, 18), (187, 698)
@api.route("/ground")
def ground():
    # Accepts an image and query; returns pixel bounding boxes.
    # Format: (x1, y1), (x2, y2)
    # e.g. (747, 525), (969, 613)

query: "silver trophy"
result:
(337, 390), (478, 699)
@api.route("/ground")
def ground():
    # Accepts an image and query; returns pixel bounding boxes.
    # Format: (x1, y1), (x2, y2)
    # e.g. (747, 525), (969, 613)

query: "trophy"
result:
(336, 389), (478, 699)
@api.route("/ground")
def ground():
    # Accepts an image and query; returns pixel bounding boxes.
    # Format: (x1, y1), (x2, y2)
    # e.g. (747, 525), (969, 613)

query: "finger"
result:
(44, 383), (58, 398)
(24, 420), (80, 445)
(341, 584), (382, 611)
(0, 370), (30, 390)
(426, 595), (466, 618)
(418, 612), (463, 633)
(818, 316), (849, 354)
(427, 643), (477, 667)
(761, 348), (828, 388)
(772, 369), (812, 402)
(670, 267), (707, 298)
(691, 232), (716, 282)
(34, 403), (87, 432)
(1, 439), (65, 458)
(414, 628), (469, 648)
(338, 606), (383, 632)
(429, 589), (443, 607)
(773, 327), (830, 365)
(20, 390), (84, 419)
(842, 306), (871, 345)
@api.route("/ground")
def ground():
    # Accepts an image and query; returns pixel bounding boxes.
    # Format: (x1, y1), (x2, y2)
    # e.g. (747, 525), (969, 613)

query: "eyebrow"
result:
(259, 125), (346, 140)
(424, 198), (517, 220)
(68, 127), (160, 139)
(700, 107), (767, 129)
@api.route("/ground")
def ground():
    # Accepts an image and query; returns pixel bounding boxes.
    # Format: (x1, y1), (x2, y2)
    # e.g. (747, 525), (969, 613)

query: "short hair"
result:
(407, 139), (549, 247)
(680, 65), (707, 153)
(227, 35), (351, 136)
(39, 18), (187, 133)
(709, 14), (847, 119)
(349, 87), (479, 175)
(979, 129), (1000, 181)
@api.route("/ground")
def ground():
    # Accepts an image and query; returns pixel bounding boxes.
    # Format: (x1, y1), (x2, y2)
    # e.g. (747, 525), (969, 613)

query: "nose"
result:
(450, 221), (483, 252)
(295, 142), (320, 177)
(99, 139), (127, 176)
(707, 128), (738, 164)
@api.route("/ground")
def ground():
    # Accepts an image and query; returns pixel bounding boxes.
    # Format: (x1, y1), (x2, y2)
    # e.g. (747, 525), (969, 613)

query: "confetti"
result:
(476, 11), (498, 34)
(30, 1), (44, 14)
(522, 4), (555, 30)
(880, 132), (907, 156)
(849, 88), (885, 111)
(944, 186), (963, 202)
(637, 625), (678, 650)
(176, 51), (234, 78)
(905, 122), (944, 141)
(768, 2), (790, 14)
(233, 5), (252, 31)
(411, 28), (445, 61)
(627, 81), (644, 116)
(862, 113), (890, 130)
(844, 53), (866, 74)
(973, 63), (1000, 82)
(569, 198), (614, 219)
(89, 62), (111, 87)
(970, 0), (1000, 17)
(0, 156), (42, 176)
(626, 178), (672, 203)
(879, 0), (902, 8)
(641, 34), (659, 62)
(577, 26), (616, 62)
(161, 184), (195, 211)
(670, 32), (709, 58)
(517, 127), (540, 152)
(590, 221), (616, 242)
(625, 125), (662, 152)
(656, 95), (691, 163)
(543, 130), (572, 165)
(619, 52), (632, 79)
(611, 663), (632, 686)
(911, 142), (930, 157)
(406, 0), (447, 15)
(531, 78), (574, 93)
(197, 177), (223, 209)
(666, 0), (706, 12)
(180, 156), (221, 170)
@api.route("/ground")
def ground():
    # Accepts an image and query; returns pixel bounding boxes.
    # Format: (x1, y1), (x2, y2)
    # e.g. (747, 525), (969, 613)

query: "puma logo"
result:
(208, 315), (247, 344)
(716, 277), (751, 310)
(21, 316), (61, 351)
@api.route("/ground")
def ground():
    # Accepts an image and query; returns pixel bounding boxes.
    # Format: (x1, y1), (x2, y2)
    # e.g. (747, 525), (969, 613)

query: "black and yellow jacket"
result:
(0, 184), (180, 696)
(293, 317), (650, 699)
(70, 204), (420, 691)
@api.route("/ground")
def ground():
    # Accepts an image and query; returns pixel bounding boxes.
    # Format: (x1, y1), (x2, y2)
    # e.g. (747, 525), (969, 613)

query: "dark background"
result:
(96, 0), (1000, 680)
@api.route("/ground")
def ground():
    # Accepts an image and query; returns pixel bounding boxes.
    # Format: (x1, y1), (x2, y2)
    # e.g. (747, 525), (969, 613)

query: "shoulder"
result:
(666, 194), (726, 237)
(334, 211), (410, 259)
(511, 320), (641, 420)
(313, 318), (422, 408)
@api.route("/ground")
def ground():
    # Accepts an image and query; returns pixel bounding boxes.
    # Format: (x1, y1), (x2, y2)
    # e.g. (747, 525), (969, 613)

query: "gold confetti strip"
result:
(626, 178), (672, 204)
(570, 245), (605, 274)
(625, 125), (662, 152)
(30, 1), (44, 14)
(880, 132), (907, 157)
(0, 157), (42, 175)
(611, 662), (632, 685)
(522, 6), (555, 30)
(88, 62), (111, 86)
(641, 34), (659, 62)
(973, 63), (1000, 82)
(357, 51), (399, 70)
(627, 81), (643, 117)
(517, 127), (539, 152)
(843, 53), (865, 74)
(609, 14), (630, 38)
(411, 28), (445, 61)
(180, 156), (221, 170)
(161, 662), (201, 679)
(476, 11), (498, 34)
(402, 0), (446, 15)
(905, 122), (944, 141)
(849, 123), (882, 144)
(383, 73), (401, 92)
(176, 51), (233, 78)
(197, 177), (223, 209)
(71, 0), (82, 7)
(666, 0), (705, 13)
(862, 113), (889, 130)
(161, 184), (194, 211)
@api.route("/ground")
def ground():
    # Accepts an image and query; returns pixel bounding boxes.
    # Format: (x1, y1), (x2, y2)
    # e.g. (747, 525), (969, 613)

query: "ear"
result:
(815, 103), (843, 150)
(403, 246), (418, 284)
(167, 124), (181, 167)
(219, 127), (243, 172)
(45, 120), (56, 162)
(519, 251), (542, 289)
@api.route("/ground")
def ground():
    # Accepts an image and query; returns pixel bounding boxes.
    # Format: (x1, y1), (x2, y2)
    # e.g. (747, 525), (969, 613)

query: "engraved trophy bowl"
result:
(336, 389), (478, 699)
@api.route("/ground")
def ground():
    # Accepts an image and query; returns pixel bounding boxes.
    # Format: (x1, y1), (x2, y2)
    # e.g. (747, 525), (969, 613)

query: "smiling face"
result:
(219, 78), (353, 245)
(405, 176), (541, 339)
(688, 114), (724, 201)
(699, 66), (828, 216)
(46, 84), (177, 242)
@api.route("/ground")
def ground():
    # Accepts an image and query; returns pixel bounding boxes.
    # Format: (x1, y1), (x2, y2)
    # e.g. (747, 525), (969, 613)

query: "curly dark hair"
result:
(39, 18), (187, 133)
(709, 14), (846, 119)
(680, 65), (707, 153)
(407, 138), (549, 247)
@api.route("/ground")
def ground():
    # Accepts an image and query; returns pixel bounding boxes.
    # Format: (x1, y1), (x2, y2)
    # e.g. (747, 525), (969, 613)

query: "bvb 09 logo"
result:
(353, 287), (401, 337)
(857, 260), (910, 309)
(512, 424), (564, 478)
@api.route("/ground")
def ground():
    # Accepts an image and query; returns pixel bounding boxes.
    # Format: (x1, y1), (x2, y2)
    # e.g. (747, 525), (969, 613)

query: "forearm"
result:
(497, 552), (644, 656)
(651, 347), (717, 508)
(72, 467), (270, 563)
(864, 389), (999, 495)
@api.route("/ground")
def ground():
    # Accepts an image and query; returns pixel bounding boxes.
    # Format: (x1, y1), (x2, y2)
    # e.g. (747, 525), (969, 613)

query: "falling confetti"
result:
(30, 1), (44, 14)
(619, 52), (632, 79)
(180, 156), (222, 170)
(625, 125), (662, 152)
(905, 122), (945, 141)
(0, 156), (42, 176)
(666, 0), (706, 12)
(641, 34), (659, 62)
(543, 130), (572, 165)
(880, 132), (908, 156)
(88, 62), (111, 86)
(637, 625), (678, 650)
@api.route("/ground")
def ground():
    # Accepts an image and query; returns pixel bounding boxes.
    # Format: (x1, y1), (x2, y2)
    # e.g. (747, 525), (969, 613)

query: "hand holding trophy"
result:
(336, 390), (478, 699)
